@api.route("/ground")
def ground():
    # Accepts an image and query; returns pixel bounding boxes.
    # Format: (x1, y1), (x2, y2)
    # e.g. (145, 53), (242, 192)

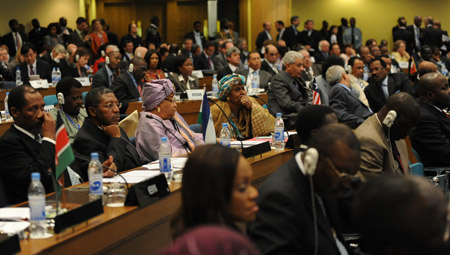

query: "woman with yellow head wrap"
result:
(211, 74), (275, 139)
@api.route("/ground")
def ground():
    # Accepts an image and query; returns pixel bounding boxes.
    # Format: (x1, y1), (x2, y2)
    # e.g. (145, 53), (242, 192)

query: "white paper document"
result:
(103, 170), (161, 183)
(0, 207), (30, 220)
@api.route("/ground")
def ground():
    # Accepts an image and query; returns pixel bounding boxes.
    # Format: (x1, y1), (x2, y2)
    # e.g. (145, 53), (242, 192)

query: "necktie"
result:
(391, 142), (405, 174)
(173, 115), (196, 151)
(208, 57), (212, 69)
(35, 134), (42, 144)
(30, 65), (35, 75)
(15, 33), (21, 50)
(416, 27), (421, 49)
(351, 28), (355, 45)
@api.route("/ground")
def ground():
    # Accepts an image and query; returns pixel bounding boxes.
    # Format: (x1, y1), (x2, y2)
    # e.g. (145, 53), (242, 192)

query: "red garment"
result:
(144, 69), (166, 83)
(90, 31), (108, 57)
(93, 56), (106, 74)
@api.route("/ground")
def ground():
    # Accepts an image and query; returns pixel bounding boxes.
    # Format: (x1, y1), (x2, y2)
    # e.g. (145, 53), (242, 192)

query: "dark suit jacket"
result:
(161, 54), (178, 73)
(422, 25), (443, 49)
(314, 51), (329, 65)
(193, 52), (213, 70)
(28, 27), (47, 53)
(73, 118), (142, 181)
(411, 101), (450, 167)
(235, 68), (272, 90)
(213, 52), (228, 71)
(92, 66), (111, 88)
(217, 65), (233, 81)
(406, 25), (423, 51)
(393, 28), (414, 54)
(184, 31), (206, 48)
(260, 59), (277, 77)
(111, 72), (141, 114)
(256, 30), (271, 50)
(281, 26), (300, 49)
(299, 29), (322, 52)
(3, 31), (27, 58)
(329, 84), (373, 125)
(167, 72), (199, 93)
(68, 30), (90, 49)
(268, 71), (312, 129)
(0, 125), (54, 204)
(248, 158), (351, 255)
(364, 72), (414, 113)
(17, 60), (52, 84)
(120, 33), (143, 51)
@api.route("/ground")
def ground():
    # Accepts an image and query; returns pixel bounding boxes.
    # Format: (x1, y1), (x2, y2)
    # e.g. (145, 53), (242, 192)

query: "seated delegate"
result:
(211, 74), (275, 139)
(167, 55), (199, 93)
(135, 79), (204, 162)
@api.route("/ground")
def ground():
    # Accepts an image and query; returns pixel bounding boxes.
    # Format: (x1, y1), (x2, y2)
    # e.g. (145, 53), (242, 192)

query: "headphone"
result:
(105, 56), (110, 65)
(101, 50), (106, 57)
(345, 64), (352, 74)
(304, 148), (319, 176)
(383, 110), (397, 128)
(75, 54), (80, 62)
(128, 63), (134, 73)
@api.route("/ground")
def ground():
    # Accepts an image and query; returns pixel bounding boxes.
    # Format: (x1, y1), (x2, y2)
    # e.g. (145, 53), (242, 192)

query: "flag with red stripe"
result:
(55, 112), (75, 190)
(310, 77), (322, 105)
(409, 55), (418, 75)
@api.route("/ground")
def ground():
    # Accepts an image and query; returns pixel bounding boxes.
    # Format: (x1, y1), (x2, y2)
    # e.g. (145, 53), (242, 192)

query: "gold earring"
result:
(157, 107), (161, 113)
(227, 97), (230, 101)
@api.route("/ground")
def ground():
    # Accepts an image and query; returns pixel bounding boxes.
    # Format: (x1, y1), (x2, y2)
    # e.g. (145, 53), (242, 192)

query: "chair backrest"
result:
(409, 162), (424, 176)
(0, 81), (16, 90)
(43, 95), (58, 106)
(82, 91), (88, 104)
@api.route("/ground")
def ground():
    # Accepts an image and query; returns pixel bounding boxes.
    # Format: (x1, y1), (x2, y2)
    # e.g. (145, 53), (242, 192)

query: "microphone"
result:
(145, 114), (190, 156)
(207, 98), (244, 151)
(249, 94), (274, 116)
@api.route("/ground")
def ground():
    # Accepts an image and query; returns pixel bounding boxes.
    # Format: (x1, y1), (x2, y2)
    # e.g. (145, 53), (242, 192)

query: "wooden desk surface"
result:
(18, 149), (293, 255)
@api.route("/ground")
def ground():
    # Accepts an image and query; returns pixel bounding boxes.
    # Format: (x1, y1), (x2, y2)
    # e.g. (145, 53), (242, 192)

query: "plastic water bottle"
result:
(159, 137), (172, 184)
(15, 67), (21, 86)
(28, 172), (47, 239)
(219, 123), (231, 147)
(274, 113), (285, 151)
(56, 67), (62, 84)
(88, 152), (103, 201)
(212, 74), (219, 93)
(51, 68), (57, 86)
(4, 92), (11, 121)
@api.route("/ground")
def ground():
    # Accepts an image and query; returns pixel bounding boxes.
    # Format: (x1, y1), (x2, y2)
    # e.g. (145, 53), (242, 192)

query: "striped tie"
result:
(173, 114), (196, 151)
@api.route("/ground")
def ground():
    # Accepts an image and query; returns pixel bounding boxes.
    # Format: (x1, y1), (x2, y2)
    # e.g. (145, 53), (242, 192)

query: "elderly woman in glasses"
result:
(211, 74), (275, 139)
(135, 79), (204, 162)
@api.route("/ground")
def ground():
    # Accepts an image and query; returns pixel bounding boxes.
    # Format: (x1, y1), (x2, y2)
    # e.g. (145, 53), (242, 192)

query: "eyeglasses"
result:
(98, 102), (122, 109)
(324, 157), (357, 181)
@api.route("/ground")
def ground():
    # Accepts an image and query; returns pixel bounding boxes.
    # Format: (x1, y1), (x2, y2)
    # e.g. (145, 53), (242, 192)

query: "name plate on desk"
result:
(30, 80), (49, 89)
(125, 174), (170, 208)
(53, 199), (103, 234)
(75, 77), (91, 86)
(398, 61), (409, 69)
(186, 89), (204, 100)
(192, 70), (204, 78)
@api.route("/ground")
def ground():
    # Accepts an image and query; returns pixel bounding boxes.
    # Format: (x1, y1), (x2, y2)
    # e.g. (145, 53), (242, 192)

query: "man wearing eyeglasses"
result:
(260, 44), (279, 76)
(355, 92), (419, 178)
(73, 87), (143, 181)
(248, 124), (360, 255)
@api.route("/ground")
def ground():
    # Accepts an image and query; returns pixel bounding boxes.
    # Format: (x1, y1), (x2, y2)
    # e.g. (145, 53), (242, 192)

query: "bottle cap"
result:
(213, 74), (217, 79)
(222, 123), (228, 127)
(91, 152), (99, 159)
(276, 112), (282, 117)
(16, 67), (19, 70)
(161, 136), (168, 142)
(31, 172), (40, 180)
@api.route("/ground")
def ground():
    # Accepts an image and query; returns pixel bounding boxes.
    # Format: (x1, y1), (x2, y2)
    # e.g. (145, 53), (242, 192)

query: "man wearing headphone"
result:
(355, 92), (420, 177)
(248, 124), (360, 255)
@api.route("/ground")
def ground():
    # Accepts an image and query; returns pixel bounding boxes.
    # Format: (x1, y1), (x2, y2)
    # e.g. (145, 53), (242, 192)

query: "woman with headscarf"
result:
(211, 74), (275, 139)
(135, 79), (204, 162)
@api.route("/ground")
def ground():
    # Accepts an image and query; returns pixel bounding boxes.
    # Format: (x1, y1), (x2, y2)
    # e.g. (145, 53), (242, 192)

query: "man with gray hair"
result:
(217, 46), (243, 80)
(314, 40), (330, 65)
(41, 44), (66, 69)
(268, 51), (312, 129)
(327, 65), (372, 126)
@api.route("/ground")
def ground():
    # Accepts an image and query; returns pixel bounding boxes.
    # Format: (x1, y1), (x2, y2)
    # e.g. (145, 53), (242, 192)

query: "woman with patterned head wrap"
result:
(211, 74), (275, 139)
(135, 79), (204, 162)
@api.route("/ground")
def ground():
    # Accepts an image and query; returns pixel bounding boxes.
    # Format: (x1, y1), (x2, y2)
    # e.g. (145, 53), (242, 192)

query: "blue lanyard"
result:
(66, 114), (80, 130)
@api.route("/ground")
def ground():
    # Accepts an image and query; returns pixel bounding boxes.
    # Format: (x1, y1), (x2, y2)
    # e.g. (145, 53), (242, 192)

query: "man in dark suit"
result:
(364, 58), (415, 113)
(275, 20), (285, 42)
(16, 43), (51, 84)
(193, 41), (215, 70)
(121, 40), (134, 63)
(28, 19), (47, 54)
(299, 19), (322, 54)
(281, 16), (301, 50)
(393, 18), (414, 54)
(217, 46), (243, 80)
(92, 50), (121, 88)
(111, 57), (147, 114)
(213, 40), (233, 71)
(422, 17), (443, 49)
(73, 88), (143, 181)
(144, 16), (161, 49)
(255, 22), (273, 52)
(299, 49), (321, 82)
(268, 51), (312, 129)
(120, 23), (143, 52)
(327, 65), (372, 126)
(41, 44), (66, 69)
(180, 38), (193, 59)
(59, 17), (72, 46)
(3, 19), (27, 58)
(184, 21), (206, 51)
(161, 44), (179, 73)
(260, 44), (279, 76)
(235, 51), (272, 91)
(314, 40), (330, 65)
(248, 124), (360, 255)
(0, 85), (55, 204)
(411, 72), (450, 167)
(406, 16), (423, 52)
(68, 17), (91, 49)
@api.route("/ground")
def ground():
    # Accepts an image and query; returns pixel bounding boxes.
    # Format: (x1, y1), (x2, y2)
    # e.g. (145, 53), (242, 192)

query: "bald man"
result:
(355, 176), (449, 255)
(355, 92), (420, 178)
(260, 44), (279, 76)
(411, 72), (450, 166)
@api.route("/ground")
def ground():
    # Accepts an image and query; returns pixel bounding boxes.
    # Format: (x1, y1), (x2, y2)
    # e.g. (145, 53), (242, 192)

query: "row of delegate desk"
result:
(16, 148), (293, 255)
